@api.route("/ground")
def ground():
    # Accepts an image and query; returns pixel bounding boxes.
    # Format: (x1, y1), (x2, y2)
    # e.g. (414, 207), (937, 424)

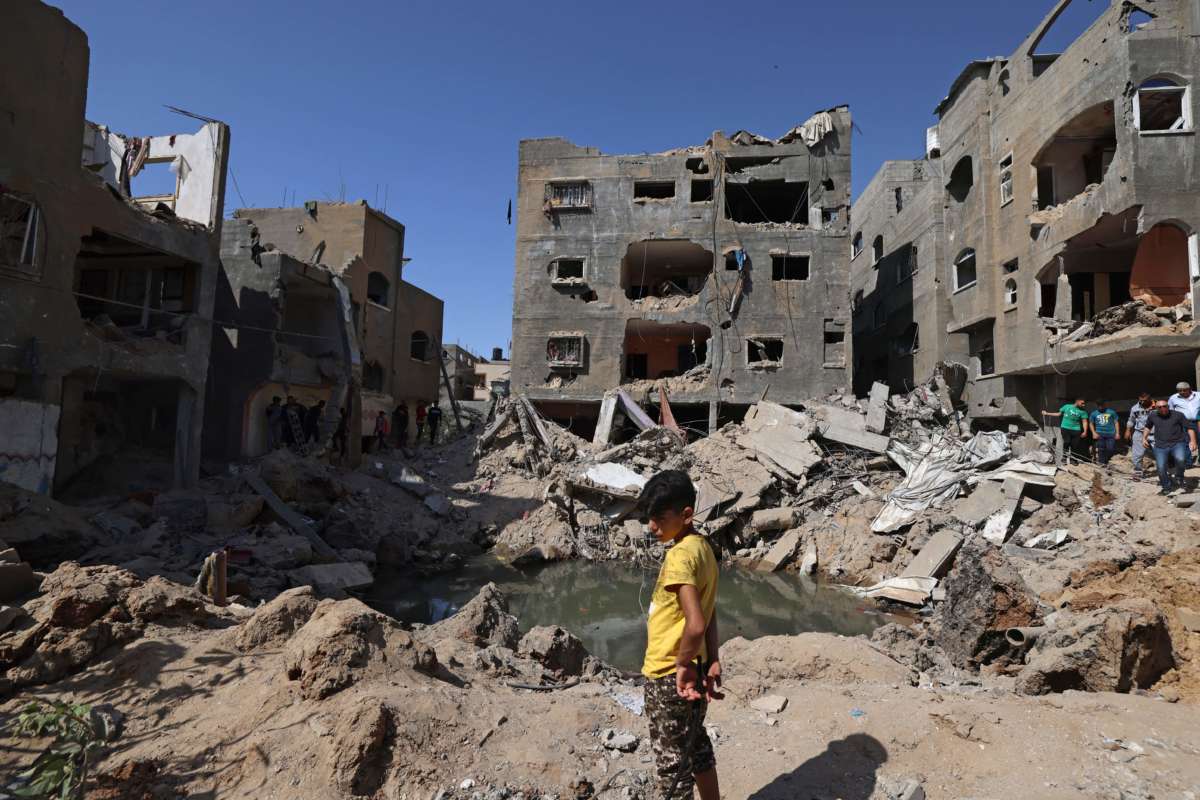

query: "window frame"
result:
(851, 232), (863, 260)
(546, 334), (586, 369)
(871, 235), (884, 268)
(745, 336), (785, 368)
(544, 180), (593, 210)
(550, 257), (587, 284)
(953, 248), (978, 293)
(999, 153), (1014, 207)
(1134, 79), (1193, 134)
(1004, 278), (1019, 308)
(0, 191), (45, 279)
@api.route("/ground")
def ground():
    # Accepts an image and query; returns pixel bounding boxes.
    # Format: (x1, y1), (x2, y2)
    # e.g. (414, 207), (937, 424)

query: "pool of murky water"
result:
(368, 556), (895, 672)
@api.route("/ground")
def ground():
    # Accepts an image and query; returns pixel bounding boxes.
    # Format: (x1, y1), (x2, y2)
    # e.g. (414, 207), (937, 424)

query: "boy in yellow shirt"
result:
(638, 470), (722, 799)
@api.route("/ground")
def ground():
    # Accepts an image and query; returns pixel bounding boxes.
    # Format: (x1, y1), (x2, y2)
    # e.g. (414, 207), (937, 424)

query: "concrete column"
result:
(1053, 266), (1072, 321)
(708, 400), (718, 434)
(173, 383), (198, 489)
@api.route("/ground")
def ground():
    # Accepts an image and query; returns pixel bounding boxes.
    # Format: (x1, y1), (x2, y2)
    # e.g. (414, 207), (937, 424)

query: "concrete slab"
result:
(901, 530), (963, 579)
(742, 402), (822, 477)
(952, 482), (1006, 527)
(757, 529), (802, 572)
(286, 562), (373, 595)
(865, 382), (889, 433)
(0, 562), (41, 602)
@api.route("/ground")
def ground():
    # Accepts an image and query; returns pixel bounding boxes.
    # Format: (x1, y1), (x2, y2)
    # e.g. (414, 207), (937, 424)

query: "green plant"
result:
(6, 700), (112, 799)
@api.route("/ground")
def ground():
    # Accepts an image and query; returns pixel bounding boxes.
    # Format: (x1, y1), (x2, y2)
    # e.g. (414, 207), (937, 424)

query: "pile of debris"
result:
(1047, 298), (1195, 344)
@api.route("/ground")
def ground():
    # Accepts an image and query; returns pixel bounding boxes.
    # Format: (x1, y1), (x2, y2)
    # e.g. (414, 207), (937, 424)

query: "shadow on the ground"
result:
(747, 733), (888, 800)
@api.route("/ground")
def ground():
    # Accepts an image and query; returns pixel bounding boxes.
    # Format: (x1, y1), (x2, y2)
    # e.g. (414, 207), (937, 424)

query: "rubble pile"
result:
(1047, 298), (1195, 344)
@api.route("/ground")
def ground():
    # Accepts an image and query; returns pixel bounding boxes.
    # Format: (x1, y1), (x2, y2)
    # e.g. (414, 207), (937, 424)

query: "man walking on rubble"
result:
(1127, 392), (1155, 479)
(373, 410), (390, 453)
(333, 406), (348, 461)
(427, 403), (443, 445)
(637, 470), (723, 800)
(1042, 397), (1091, 464)
(304, 400), (325, 445)
(1144, 399), (1197, 495)
(1089, 400), (1120, 468)
(416, 402), (428, 444)
(1168, 381), (1200, 462)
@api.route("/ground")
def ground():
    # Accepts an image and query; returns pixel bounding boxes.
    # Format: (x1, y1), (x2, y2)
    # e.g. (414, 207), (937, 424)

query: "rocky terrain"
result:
(2, 383), (1200, 798)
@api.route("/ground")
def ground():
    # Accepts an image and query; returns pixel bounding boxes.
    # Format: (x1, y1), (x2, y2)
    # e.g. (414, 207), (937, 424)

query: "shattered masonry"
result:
(510, 111), (852, 437)
(852, 0), (1200, 424)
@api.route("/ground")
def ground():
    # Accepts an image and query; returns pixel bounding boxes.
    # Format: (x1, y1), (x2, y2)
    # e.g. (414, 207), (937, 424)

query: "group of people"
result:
(266, 396), (333, 449)
(1044, 381), (1200, 495)
(371, 402), (442, 452)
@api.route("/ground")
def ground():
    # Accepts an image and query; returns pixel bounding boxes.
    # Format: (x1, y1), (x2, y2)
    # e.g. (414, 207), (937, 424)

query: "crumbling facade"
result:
(0, 0), (229, 497)
(852, 0), (1200, 421)
(211, 202), (443, 451)
(443, 344), (483, 402)
(511, 111), (852, 437)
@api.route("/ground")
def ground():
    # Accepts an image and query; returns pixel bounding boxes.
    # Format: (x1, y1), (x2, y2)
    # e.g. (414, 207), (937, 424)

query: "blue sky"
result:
(57, 0), (1106, 357)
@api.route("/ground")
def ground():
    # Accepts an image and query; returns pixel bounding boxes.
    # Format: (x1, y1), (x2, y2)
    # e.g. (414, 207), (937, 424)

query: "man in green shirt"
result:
(1043, 397), (1091, 464)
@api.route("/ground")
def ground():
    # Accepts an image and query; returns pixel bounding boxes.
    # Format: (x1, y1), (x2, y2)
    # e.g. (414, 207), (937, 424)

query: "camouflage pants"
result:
(643, 674), (715, 799)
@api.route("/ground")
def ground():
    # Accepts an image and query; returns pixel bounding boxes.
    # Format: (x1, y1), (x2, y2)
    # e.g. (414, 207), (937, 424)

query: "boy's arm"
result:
(672, 584), (707, 701)
(703, 615), (724, 701)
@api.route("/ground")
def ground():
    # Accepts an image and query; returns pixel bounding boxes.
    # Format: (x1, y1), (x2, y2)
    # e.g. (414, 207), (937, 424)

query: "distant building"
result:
(442, 344), (482, 402)
(475, 347), (512, 400)
(510, 112), (852, 438)
(205, 201), (443, 458)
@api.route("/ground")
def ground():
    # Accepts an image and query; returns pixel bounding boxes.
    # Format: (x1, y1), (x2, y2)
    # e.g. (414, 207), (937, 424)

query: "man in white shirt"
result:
(1168, 381), (1200, 461)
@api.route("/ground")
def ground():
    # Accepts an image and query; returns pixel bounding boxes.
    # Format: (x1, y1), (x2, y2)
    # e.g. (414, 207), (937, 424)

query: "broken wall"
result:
(0, 0), (229, 495)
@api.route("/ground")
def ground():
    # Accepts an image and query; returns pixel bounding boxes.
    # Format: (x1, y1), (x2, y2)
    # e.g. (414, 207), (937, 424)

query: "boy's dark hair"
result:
(638, 470), (696, 518)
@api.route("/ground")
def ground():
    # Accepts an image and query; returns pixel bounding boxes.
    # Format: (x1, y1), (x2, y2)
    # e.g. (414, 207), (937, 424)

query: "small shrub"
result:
(6, 699), (114, 799)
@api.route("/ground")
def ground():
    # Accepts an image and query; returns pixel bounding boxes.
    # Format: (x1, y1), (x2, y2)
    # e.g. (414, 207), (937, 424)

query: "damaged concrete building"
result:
(0, 0), (229, 497)
(204, 201), (444, 461)
(511, 111), (852, 438)
(852, 0), (1200, 423)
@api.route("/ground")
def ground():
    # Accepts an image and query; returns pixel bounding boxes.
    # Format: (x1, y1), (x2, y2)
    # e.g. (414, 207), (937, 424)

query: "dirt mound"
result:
(232, 585), (319, 651)
(518, 625), (589, 677)
(422, 582), (520, 650)
(283, 598), (436, 700)
(0, 484), (102, 567)
(0, 563), (215, 696)
(720, 633), (913, 688)
(1016, 599), (1174, 695)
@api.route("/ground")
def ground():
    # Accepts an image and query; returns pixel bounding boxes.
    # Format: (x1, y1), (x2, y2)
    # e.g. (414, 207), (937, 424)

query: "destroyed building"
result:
(475, 348), (512, 400)
(511, 111), (852, 439)
(205, 202), (444, 458)
(0, 0), (230, 497)
(852, 0), (1200, 422)
(442, 344), (484, 402)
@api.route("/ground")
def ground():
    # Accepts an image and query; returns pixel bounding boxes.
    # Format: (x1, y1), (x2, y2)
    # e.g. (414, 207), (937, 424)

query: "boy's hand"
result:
(675, 662), (703, 701)
(704, 660), (724, 701)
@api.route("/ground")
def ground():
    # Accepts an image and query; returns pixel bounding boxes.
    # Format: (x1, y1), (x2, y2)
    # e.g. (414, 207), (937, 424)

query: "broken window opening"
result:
(1136, 78), (1190, 132)
(547, 334), (586, 370)
(998, 68), (1011, 96)
(897, 243), (916, 284)
(1003, 258), (1019, 274)
(894, 323), (919, 357)
(411, 330), (430, 361)
(1029, 0), (1108, 77)
(550, 258), (586, 283)
(130, 160), (180, 204)
(724, 250), (748, 271)
(73, 228), (198, 339)
(367, 271), (391, 308)
(363, 361), (385, 392)
(634, 181), (675, 201)
(894, 187), (904, 213)
(1005, 278), (1019, 306)
(686, 157), (710, 175)
(999, 153), (1014, 206)
(771, 254), (809, 281)
(823, 321), (845, 367)
(1032, 101), (1117, 209)
(619, 240), (713, 301)
(947, 155), (974, 203)
(821, 207), (840, 225)
(968, 323), (995, 377)
(954, 248), (978, 291)
(1, 192), (44, 277)
(871, 235), (884, 267)
(852, 232), (863, 259)
(622, 321), (708, 381)
(746, 336), (784, 368)
(544, 181), (592, 211)
(1126, 9), (1154, 32)
(725, 156), (779, 174)
(724, 180), (809, 225)
(690, 180), (714, 203)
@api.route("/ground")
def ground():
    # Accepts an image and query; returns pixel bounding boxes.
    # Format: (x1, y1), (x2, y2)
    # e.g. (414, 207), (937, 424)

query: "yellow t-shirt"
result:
(642, 533), (719, 679)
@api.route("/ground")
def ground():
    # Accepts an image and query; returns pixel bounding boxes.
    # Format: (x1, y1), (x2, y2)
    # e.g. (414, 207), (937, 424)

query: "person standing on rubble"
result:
(1042, 398), (1090, 464)
(333, 407), (348, 461)
(1126, 392), (1155, 478)
(1089, 400), (1120, 467)
(304, 400), (325, 445)
(373, 410), (390, 453)
(393, 403), (409, 448)
(265, 396), (284, 450)
(1143, 399), (1197, 495)
(637, 470), (722, 800)
(415, 402), (428, 444)
(427, 404), (443, 445)
(1168, 381), (1200, 462)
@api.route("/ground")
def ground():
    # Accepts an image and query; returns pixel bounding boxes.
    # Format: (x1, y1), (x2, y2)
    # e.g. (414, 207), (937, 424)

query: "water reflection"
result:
(368, 557), (890, 672)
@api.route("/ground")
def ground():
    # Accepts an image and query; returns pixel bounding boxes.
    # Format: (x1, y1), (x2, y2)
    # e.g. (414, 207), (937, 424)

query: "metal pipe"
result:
(1005, 626), (1045, 648)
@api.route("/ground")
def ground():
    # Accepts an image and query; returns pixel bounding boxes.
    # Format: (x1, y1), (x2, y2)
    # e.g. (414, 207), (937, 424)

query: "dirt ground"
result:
(2, 608), (1197, 800)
